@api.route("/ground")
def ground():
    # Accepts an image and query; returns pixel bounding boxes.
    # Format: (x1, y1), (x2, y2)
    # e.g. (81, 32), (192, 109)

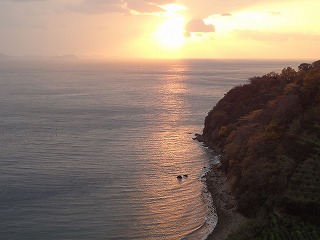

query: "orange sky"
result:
(0, 0), (319, 59)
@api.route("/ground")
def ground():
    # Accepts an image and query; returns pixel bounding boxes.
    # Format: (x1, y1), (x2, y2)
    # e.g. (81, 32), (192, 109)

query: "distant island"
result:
(0, 52), (10, 59)
(200, 60), (320, 239)
(0, 52), (81, 60)
(49, 54), (79, 60)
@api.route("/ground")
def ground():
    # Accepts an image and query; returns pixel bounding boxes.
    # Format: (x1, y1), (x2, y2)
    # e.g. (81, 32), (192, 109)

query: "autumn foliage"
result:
(202, 60), (320, 216)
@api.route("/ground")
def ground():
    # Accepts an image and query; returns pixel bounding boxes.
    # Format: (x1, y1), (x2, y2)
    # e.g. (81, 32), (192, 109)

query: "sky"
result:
(0, 0), (320, 59)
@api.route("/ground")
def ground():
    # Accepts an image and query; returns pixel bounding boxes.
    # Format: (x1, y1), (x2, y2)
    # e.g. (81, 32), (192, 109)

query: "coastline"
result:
(204, 162), (247, 240)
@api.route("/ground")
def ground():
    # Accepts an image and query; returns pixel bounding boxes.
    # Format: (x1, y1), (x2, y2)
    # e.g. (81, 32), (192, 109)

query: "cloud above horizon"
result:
(0, 0), (319, 59)
(66, 0), (178, 14)
(127, 1), (164, 13)
(4, 0), (292, 16)
(184, 18), (215, 37)
(65, 0), (127, 14)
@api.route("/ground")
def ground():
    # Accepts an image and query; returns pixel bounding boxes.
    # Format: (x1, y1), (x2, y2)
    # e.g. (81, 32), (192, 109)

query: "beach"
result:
(205, 163), (247, 240)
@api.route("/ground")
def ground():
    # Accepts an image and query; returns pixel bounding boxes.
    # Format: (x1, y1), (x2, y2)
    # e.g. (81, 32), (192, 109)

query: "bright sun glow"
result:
(153, 16), (185, 50)
(151, 4), (187, 51)
(161, 3), (187, 14)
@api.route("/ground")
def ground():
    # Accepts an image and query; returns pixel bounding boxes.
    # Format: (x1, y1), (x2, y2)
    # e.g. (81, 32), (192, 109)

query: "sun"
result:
(152, 4), (186, 50)
(153, 16), (185, 50)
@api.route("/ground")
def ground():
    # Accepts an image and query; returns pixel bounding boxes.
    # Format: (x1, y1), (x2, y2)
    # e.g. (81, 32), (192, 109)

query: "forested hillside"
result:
(202, 60), (320, 239)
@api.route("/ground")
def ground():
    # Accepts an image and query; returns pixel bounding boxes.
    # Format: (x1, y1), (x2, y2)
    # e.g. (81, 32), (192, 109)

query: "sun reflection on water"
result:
(131, 64), (211, 239)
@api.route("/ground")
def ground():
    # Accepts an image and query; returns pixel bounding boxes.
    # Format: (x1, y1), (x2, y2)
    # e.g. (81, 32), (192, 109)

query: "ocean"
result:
(0, 59), (301, 239)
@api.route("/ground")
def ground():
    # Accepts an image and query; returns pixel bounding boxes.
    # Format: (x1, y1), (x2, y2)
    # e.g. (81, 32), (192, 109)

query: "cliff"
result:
(202, 60), (320, 239)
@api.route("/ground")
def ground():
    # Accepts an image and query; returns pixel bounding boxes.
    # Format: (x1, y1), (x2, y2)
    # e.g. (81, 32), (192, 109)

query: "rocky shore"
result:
(205, 163), (247, 240)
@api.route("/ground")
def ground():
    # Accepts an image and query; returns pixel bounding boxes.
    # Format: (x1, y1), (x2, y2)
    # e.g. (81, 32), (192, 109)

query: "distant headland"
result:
(200, 60), (320, 239)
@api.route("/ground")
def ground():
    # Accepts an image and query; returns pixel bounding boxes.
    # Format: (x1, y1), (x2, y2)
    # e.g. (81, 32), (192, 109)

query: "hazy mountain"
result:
(49, 54), (79, 60)
(0, 52), (10, 59)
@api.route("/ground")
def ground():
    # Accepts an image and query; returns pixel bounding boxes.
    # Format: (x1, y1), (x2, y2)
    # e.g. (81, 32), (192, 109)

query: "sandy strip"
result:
(205, 164), (247, 240)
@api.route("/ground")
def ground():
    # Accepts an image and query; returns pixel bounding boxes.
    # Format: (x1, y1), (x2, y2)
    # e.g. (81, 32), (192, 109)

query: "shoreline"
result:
(204, 162), (247, 240)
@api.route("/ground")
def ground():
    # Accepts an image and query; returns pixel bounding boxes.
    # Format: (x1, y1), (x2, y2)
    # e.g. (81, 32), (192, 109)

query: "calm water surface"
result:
(0, 59), (301, 239)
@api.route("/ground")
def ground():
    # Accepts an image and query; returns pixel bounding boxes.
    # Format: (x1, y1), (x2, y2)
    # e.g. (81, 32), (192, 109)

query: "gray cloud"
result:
(66, 0), (128, 14)
(146, 0), (174, 4)
(66, 0), (175, 14)
(184, 18), (215, 37)
(126, 0), (164, 13)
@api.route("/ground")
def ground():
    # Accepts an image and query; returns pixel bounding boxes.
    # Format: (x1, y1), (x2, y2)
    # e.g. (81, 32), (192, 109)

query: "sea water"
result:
(0, 59), (301, 239)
